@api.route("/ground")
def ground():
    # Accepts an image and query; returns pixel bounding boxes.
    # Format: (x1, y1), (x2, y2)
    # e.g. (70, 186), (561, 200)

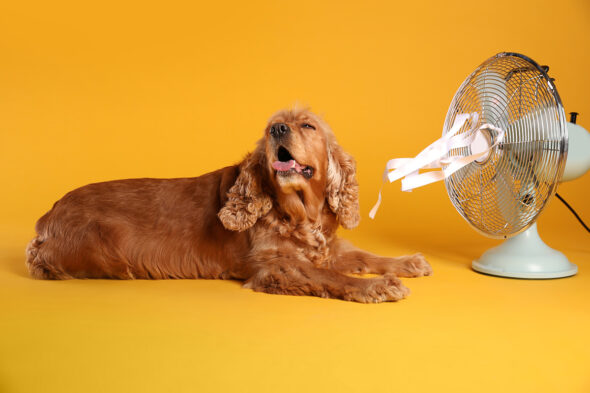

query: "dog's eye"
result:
(301, 123), (316, 130)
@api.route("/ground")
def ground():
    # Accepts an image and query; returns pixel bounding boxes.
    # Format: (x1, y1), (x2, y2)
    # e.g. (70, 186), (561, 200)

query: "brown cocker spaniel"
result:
(26, 108), (431, 303)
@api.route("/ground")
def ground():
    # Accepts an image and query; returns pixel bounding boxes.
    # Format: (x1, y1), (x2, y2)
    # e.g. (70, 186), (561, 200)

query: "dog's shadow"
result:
(1, 245), (245, 287)
(4, 233), (499, 281)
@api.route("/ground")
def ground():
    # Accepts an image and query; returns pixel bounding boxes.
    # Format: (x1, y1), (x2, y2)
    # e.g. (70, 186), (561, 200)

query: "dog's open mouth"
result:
(272, 146), (314, 179)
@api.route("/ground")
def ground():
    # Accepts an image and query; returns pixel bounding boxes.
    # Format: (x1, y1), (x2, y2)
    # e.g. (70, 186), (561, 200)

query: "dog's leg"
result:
(243, 259), (410, 303)
(331, 240), (432, 278)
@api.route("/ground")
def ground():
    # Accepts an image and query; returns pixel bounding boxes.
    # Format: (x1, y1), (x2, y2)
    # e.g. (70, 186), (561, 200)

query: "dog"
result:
(26, 108), (431, 303)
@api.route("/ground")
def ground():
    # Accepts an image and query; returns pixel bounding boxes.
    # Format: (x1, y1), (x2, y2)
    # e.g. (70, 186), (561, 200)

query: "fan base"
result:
(472, 223), (578, 279)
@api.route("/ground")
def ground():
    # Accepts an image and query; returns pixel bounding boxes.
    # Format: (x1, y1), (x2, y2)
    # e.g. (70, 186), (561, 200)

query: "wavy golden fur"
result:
(26, 108), (431, 303)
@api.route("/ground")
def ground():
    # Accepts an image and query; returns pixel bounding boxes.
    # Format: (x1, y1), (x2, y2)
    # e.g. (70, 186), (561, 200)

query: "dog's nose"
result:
(270, 123), (290, 138)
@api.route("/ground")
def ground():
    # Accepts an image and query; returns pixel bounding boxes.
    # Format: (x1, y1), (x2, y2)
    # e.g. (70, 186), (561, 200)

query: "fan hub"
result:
(471, 127), (493, 164)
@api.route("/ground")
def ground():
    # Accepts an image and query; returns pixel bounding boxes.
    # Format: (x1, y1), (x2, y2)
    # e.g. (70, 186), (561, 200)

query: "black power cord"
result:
(555, 193), (590, 233)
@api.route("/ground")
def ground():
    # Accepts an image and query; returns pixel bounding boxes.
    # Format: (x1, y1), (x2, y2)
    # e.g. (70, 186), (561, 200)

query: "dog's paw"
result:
(392, 253), (433, 278)
(345, 274), (410, 303)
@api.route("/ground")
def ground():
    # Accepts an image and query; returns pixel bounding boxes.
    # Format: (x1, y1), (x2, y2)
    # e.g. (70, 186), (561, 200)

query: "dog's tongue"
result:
(272, 160), (303, 172)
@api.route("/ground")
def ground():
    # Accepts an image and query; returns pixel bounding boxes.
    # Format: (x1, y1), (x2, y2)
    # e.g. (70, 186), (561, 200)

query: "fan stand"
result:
(472, 223), (578, 279)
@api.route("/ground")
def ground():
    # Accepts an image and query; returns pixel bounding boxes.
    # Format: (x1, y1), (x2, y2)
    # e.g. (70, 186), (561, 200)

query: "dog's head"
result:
(218, 108), (360, 231)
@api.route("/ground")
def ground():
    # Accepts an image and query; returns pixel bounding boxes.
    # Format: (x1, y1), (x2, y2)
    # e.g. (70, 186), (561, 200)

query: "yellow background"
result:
(1, 0), (590, 392)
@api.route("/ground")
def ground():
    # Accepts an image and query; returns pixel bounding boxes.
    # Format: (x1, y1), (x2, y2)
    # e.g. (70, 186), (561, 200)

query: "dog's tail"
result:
(26, 206), (63, 279)
(25, 235), (46, 279)
(25, 233), (66, 280)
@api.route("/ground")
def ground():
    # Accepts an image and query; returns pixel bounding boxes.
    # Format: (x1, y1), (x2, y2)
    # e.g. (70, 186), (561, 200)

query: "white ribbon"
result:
(369, 113), (505, 219)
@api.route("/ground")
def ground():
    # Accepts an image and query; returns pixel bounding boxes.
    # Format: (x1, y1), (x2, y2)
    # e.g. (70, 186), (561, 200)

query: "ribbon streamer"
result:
(369, 113), (505, 219)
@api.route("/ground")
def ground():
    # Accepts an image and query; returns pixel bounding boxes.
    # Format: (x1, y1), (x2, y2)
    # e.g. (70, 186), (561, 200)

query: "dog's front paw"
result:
(345, 274), (410, 303)
(393, 253), (433, 278)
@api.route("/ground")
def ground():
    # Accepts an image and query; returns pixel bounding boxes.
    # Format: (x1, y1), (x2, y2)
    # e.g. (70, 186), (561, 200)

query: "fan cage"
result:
(443, 52), (568, 239)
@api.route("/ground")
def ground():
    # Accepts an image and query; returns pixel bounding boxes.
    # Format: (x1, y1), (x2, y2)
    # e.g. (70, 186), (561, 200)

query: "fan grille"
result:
(443, 52), (568, 238)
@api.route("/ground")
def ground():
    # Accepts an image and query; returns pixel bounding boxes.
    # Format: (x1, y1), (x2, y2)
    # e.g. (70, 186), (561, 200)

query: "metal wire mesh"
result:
(443, 52), (568, 238)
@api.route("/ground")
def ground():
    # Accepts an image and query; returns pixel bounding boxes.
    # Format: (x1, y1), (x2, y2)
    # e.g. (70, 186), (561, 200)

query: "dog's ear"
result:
(218, 146), (272, 231)
(326, 140), (360, 229)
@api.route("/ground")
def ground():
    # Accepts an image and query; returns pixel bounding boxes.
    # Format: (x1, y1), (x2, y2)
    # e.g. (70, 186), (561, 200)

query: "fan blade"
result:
(504, 105), (559, 183)
(475, 70), (507, 124)
(495, 170), (519, 226)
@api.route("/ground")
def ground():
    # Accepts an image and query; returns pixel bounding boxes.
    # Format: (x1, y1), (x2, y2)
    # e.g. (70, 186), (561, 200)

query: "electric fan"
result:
(371, 52), (590, 279)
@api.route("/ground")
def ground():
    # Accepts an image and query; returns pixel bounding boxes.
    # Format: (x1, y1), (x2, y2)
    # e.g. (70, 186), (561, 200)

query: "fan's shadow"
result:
(366, 230), (499, 269)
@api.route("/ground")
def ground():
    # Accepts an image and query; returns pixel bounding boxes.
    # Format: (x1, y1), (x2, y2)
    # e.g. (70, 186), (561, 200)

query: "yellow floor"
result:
(1, 225), (589, 393)
(2, 1), (590, 391)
